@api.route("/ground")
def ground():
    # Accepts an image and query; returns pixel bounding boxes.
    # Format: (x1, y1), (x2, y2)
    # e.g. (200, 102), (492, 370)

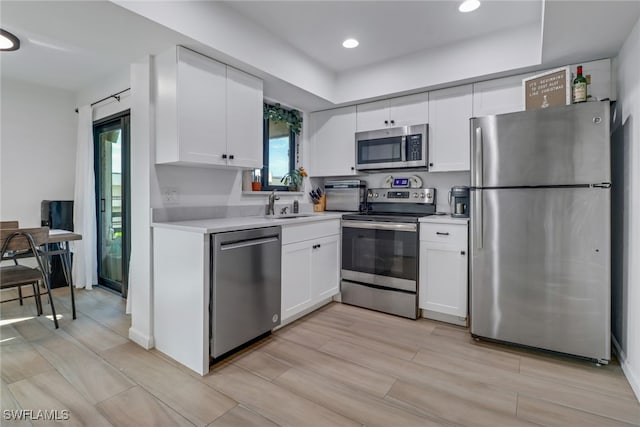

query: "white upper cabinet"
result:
(226, 66), (263, 169)
(309, 106), (357, 177)
(155, 46), (263, 168)
(472, 74), (526, 117)
(356, 92), (429, 132)
(428, 85), (472, 172)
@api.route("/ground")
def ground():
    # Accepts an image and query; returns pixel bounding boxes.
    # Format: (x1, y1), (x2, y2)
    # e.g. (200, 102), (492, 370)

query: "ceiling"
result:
(1, 1), (639, 107)
(225, 0), (543, 72)
(0, 1), (194, 91)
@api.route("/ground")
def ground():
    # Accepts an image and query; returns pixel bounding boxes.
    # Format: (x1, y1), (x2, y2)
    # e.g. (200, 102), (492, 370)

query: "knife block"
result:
(313, 194), (326, 212)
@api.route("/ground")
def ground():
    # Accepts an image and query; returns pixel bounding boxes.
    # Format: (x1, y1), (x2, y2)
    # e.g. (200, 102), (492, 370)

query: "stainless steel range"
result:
(341, 184), (436, 319)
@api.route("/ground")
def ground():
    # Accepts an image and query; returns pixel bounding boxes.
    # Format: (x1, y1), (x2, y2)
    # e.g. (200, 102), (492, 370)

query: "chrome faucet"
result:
(267, 190), (280, 215)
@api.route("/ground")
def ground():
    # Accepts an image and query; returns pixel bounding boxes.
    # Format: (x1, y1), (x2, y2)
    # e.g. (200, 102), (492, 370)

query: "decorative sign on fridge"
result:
(522, 67), (571, 111)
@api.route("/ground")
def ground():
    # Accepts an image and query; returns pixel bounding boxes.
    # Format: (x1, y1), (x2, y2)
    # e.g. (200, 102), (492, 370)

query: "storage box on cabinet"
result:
(155, 46), (263, 168)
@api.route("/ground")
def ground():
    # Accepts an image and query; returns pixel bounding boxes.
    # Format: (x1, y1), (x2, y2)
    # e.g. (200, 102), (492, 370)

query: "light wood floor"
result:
(1, 286), (639, 426)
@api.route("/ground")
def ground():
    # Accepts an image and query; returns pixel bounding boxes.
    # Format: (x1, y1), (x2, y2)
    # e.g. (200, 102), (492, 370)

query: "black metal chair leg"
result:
(17, 285), (23, 306)
(42, 274), (58, 329)
(33, 282), (43, 315)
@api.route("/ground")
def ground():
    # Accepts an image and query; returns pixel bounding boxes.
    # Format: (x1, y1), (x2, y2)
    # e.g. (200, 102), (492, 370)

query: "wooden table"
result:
(44, 230), (82, 319)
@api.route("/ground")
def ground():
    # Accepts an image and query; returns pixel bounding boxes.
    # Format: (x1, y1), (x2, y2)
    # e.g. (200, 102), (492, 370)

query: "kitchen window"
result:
(257, 107), (296, 191)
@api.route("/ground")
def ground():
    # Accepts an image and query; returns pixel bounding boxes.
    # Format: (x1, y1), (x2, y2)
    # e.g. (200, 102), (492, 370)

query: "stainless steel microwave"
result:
(355, 124), (428, 171)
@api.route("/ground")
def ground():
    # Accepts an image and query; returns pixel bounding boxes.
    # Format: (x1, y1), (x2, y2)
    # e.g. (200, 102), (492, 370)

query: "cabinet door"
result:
(428, 85), (472, 172)
(389, 92), (429, 128)
(472, 75), (525, 117)
(311, 235), (340, 300)
(309, 106), (357, 177)
(356, 99), (390, 132)
(176, 47), (227, 165)
(419, 244), (468, 318)
(281, 241), (313, 321)
(226, 67), (264, 169)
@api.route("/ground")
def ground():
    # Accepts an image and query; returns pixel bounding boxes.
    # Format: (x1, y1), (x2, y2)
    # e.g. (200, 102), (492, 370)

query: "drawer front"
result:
(420, 223), (467, 246)
(282, 219), (340, 245)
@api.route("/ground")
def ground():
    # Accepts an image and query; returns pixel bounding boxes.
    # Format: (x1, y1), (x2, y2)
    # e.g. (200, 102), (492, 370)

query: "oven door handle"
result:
(342, 220), (417, 232)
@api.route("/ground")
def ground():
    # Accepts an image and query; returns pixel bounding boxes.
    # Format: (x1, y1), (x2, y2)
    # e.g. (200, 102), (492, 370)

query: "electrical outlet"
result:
(161, 187), (179, 204)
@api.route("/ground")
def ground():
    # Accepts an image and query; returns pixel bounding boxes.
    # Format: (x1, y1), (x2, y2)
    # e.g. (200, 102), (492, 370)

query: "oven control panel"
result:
(367, 188), (435, 204)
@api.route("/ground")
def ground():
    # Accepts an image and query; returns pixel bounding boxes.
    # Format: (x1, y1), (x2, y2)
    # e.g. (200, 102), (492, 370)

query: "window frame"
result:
(260, 116), (296, 191)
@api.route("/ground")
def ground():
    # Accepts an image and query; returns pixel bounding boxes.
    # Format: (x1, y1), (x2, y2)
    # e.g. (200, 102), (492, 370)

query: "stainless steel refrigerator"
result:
(469, 101), (611, 363)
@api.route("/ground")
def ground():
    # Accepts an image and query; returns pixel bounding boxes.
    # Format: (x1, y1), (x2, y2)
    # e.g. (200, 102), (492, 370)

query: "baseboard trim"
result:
(129, 327), (155, 349)
(276, 297), (334, 329)
(421, 309), (468, 327)
(613, 336), (640, 402)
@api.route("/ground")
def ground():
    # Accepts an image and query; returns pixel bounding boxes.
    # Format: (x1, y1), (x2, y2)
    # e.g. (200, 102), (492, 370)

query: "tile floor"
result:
(1, 286), (639, 426)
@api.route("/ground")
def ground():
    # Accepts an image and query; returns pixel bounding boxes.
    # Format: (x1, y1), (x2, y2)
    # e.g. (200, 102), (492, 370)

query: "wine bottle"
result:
(572, 65), (587, 103)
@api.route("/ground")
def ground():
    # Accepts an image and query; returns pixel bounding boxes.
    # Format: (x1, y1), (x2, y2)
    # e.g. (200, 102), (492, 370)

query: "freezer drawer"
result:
(470, 187), (610, 361)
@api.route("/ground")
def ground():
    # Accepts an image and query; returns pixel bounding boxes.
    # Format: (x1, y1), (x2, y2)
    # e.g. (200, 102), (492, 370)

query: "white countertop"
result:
(151, 212), (344, 234)
(419, 215), (469, 225)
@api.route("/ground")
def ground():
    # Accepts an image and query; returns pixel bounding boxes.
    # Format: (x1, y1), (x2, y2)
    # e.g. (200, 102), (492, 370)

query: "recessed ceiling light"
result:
(459, 0), (481, 13)
(0, 29), (20, 51)
(342, 38), (359, 49)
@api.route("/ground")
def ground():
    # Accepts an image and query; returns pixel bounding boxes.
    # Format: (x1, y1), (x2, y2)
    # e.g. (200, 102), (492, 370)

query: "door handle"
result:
(472, 126), (483, 187)
(474, 189), (483, 249)
(220, 236), (279, 251)
(101, 198), (106, 213)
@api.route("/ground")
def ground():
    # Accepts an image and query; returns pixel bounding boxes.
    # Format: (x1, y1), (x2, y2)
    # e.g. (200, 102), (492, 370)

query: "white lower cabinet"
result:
(281, 220), (340, 323)
(419, 221), (469, 326)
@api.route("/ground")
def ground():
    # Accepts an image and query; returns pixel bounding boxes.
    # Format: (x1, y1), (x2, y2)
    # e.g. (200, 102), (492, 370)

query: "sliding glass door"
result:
(94, 111), (130, 296)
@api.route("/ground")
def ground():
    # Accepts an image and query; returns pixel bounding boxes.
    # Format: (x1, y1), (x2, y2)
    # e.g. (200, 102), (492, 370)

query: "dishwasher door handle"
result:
(220, 235), (279, 251)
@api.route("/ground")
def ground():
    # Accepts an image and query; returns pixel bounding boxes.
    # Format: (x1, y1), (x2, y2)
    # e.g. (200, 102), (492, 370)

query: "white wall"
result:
(128, 56), (154, 348)
(614, 15), (640, 401)
(0, 78), (76, 227)
(76, 67), (131, 121)
(114, 0), (336, 103)
(335, 24), (541, 104)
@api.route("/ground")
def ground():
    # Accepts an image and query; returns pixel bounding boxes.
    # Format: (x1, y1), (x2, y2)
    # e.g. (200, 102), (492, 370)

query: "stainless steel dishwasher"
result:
(210, 226), (281, 359)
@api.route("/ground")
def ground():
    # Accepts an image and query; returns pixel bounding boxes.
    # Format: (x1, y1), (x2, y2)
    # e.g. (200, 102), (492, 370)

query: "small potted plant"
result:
(281, 167), (307, 191)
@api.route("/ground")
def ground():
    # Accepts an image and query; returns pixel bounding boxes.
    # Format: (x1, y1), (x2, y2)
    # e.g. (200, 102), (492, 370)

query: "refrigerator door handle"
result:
(471, 126), (483, 187)
(474, 189), (483, 249)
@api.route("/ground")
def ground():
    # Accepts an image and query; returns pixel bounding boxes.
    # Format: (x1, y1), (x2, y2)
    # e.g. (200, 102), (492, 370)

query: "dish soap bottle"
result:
(572, 65), (587, 103)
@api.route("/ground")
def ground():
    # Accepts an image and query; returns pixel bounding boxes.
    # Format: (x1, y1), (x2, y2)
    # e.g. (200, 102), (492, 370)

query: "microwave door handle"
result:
(401, 136), (407, 162)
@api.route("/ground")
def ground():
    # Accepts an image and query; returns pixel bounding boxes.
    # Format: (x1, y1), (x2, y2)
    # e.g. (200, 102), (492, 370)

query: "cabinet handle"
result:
(461, 251), (466, 255)
(351, 166), (355, 171)
(222, 154), (227, 159)
(384, 120), (389, 125)
(429, 162), (434, 167)
(229, 154), (234, 160)
(436, 232), (450, 236)
(312, 244), (321, 249)
(390, 120), (395, 125)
